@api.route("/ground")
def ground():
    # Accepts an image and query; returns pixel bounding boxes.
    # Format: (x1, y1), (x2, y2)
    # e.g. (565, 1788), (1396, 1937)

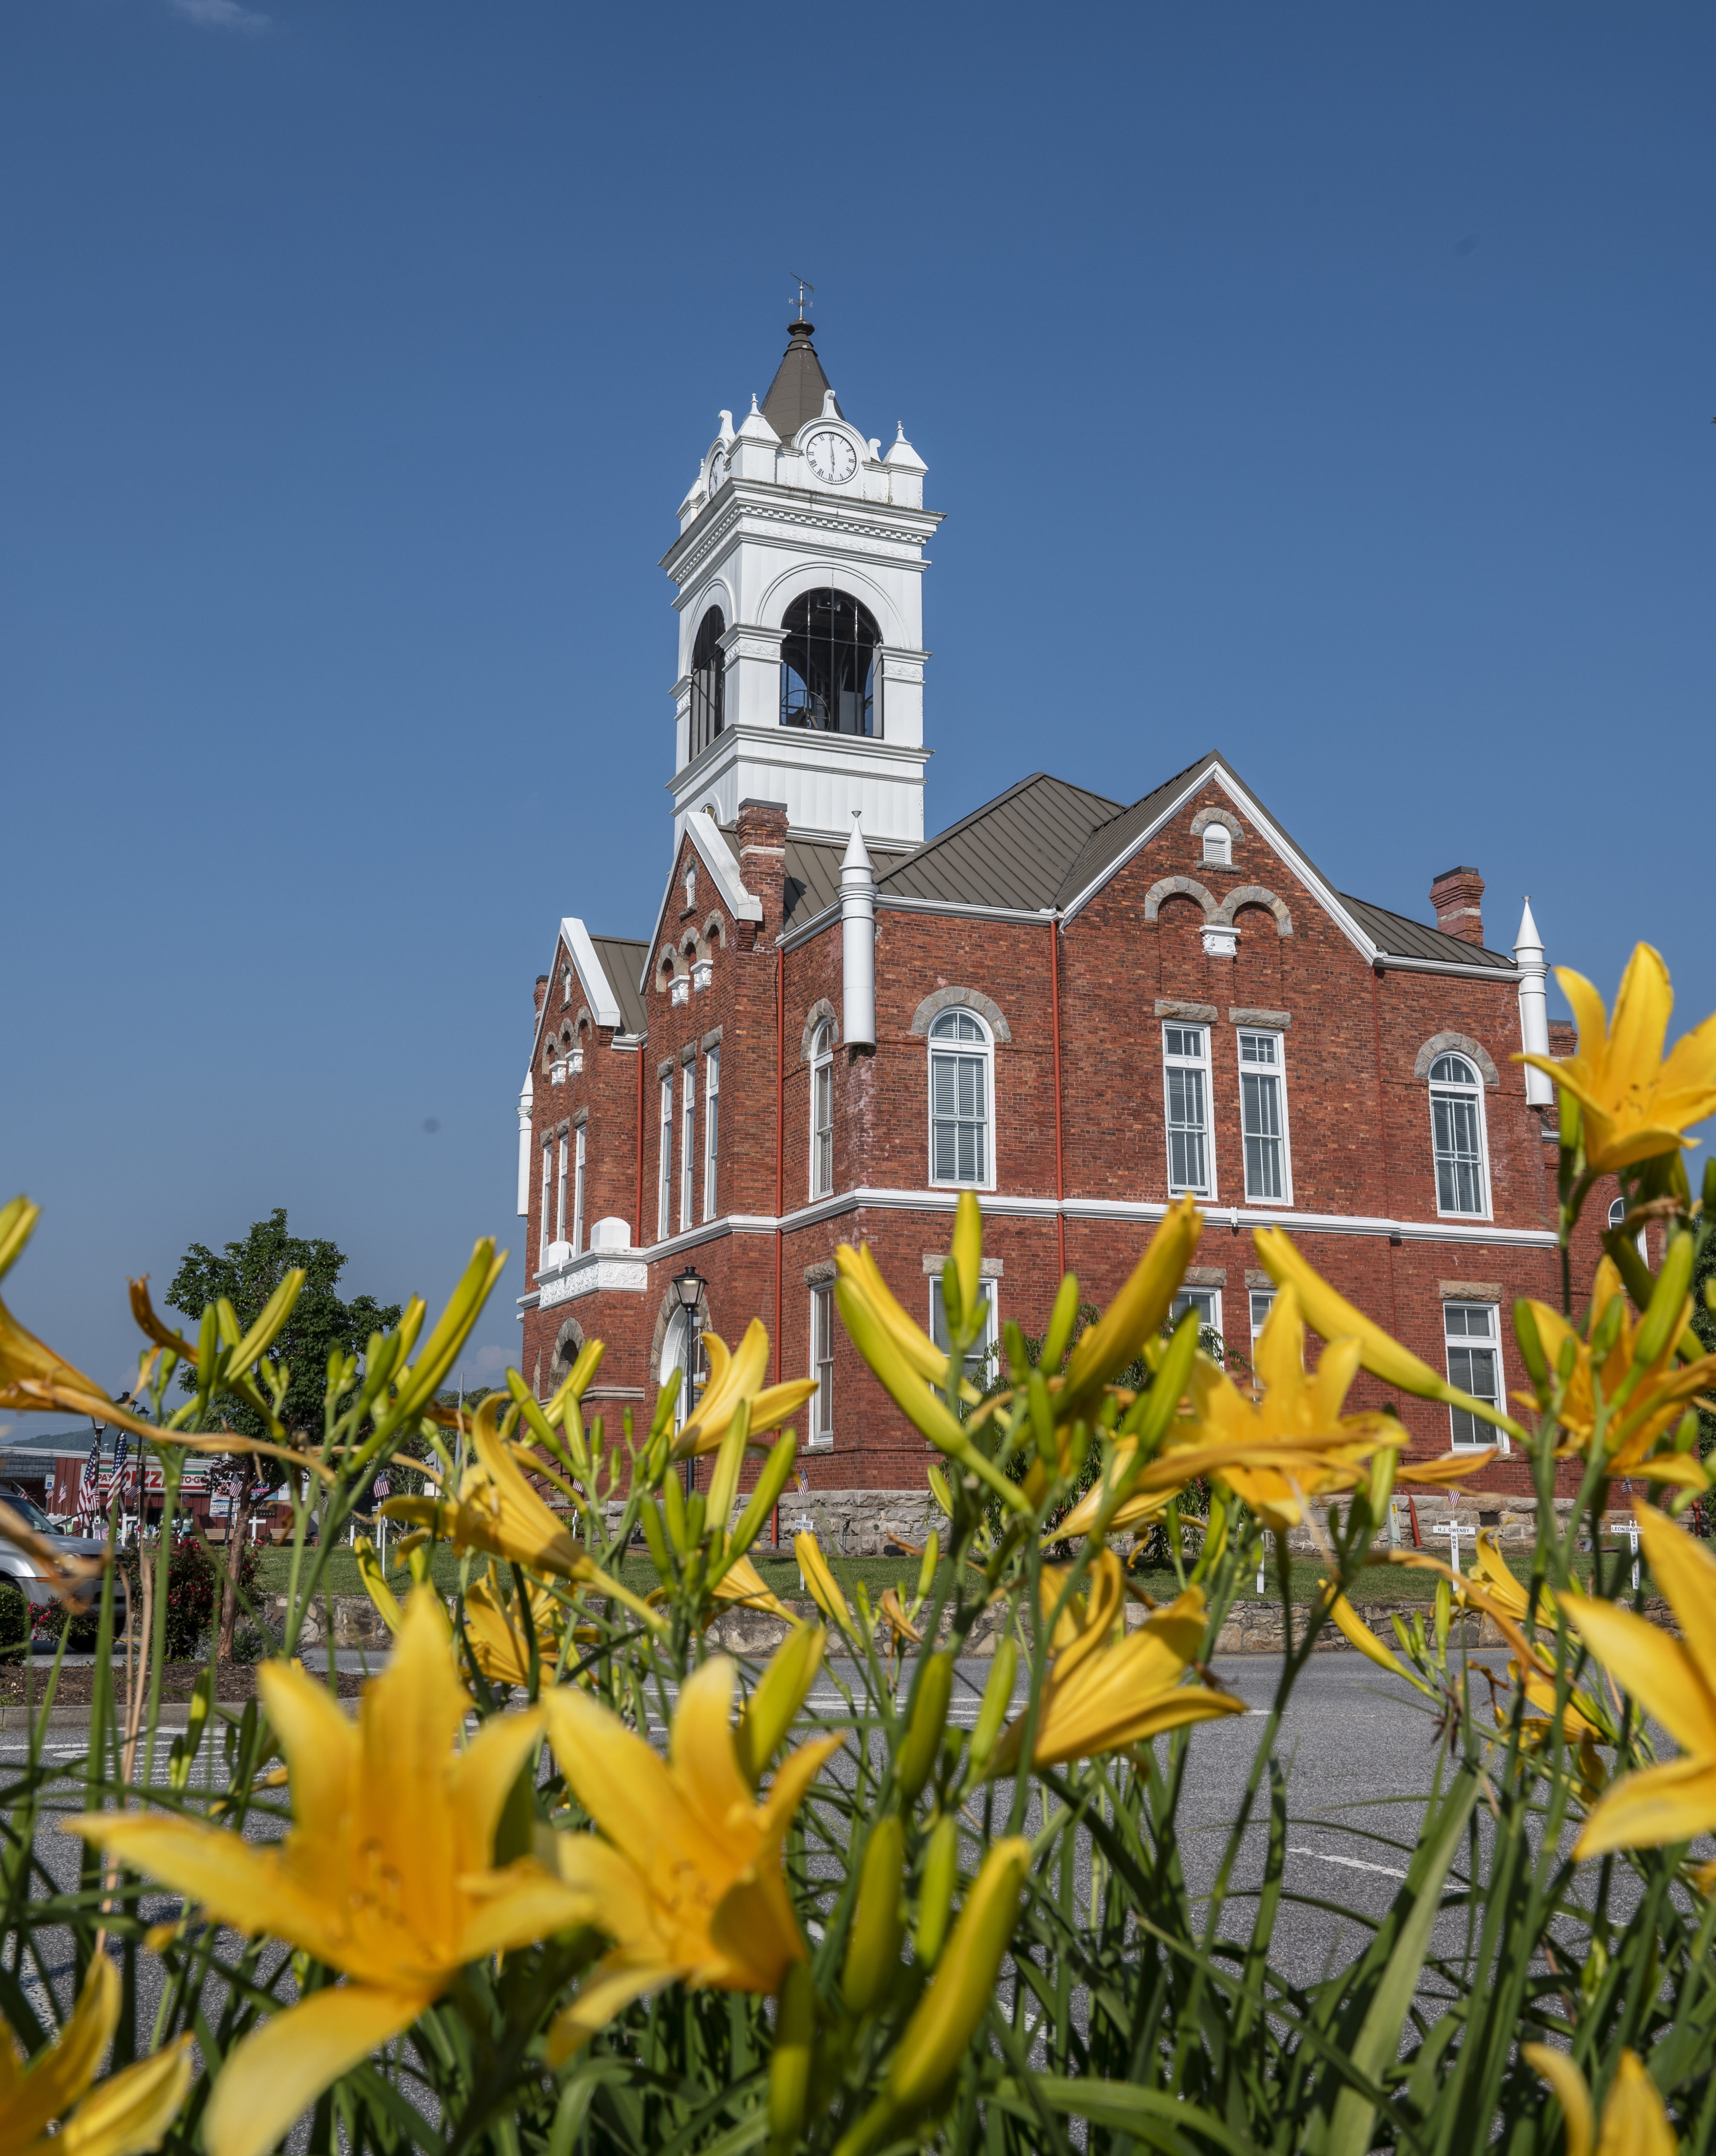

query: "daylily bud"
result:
(882, 1837), (1030, 2118)
(915, 1531), (939, 1605)
(843, 1815), (905, 2016)
(1003, 1318), (1029, 1384)
(706, 1397), (753, 1542)
(927, 1464), (954, 1518)
(898, 1652), (953, 1802)
(196, 1304), (219, 1392)
(1434, 1578), (1451, 1654)
(1513, 1300), (1549, 1391)
(915, 1812), (960, 1965)
(1366, 1443), (1397, 1518)
(1042, 1272), (1081, 1373)
(639, 1498), (672, 1580)
(767, 1960), (817, 2156)
(969, 1635), (1017, 1776)
(736, 1623), (826, 1787)
(1590, 1296), (1626, 1364)
(728, 1431), (799, 1563)
(951, 1189), (983, 1337)
(661, 1470), (689, 1555)
(1635, 1232), (1694, 1367)
(0, 1195), (40, 1285)
(1027, 1369), (1056, 1467)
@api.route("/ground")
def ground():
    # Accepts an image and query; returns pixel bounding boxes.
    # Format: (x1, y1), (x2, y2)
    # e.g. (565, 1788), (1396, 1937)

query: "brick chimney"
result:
(1429, 865), (1485, 945)
(533, 973), (549, 1015)
(734, 799), (789, 948)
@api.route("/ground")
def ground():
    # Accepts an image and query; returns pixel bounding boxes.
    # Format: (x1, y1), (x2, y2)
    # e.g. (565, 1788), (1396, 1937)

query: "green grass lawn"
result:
(255, 1541), (1624, 1609)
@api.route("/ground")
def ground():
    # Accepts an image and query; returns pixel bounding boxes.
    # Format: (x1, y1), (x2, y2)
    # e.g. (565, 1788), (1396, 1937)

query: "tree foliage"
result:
(166, 1208), (400, 1454)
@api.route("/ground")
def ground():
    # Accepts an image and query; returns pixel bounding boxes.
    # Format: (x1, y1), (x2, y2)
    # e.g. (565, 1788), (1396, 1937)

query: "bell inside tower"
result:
(779, 588), (880, 736)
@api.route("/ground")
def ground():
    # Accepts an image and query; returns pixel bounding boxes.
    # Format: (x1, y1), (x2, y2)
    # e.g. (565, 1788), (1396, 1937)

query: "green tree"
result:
(166, 1208), (401, 1449)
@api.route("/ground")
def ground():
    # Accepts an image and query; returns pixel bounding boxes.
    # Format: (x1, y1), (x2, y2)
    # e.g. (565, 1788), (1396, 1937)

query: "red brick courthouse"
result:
(516, 317), (1608, 1499)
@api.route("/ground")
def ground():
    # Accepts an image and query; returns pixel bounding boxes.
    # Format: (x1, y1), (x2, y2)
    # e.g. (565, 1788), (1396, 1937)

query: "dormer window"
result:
(781, 588), (880, 736)
(688, 608), (725, 759)
(1202, 824), (1232, 867)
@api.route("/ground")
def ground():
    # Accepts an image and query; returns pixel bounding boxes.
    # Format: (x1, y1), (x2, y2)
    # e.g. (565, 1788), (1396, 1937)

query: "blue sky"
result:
(3, 2), (1711, 1408)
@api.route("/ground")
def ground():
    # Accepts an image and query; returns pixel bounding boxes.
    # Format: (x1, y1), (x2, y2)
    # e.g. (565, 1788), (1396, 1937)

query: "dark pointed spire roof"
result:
(760, 318), (844, 445)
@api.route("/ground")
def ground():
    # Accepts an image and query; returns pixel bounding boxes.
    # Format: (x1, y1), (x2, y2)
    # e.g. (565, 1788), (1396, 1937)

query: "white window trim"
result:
(665, 1309), (708, 1434)
(704, 1048), (720, 1222)
(1248, 1286), (1276, 1355)
(1202, 828), (1232, 867)
(1443, 1299), (1508, 1452)
(679, 1062), (696, 1232)
(1162, 1023), (1217, 1201)
(1235, 1028), (1293, 1207)
(571, 1123), (586, 1256)
(538, 1141), (551, 1269)
(809, 1283), (835, 1448)
(926, 1010), (997, 1193)
(1171, 1284), (1224, 1345)
(928, 1275), (1000, 1384)
(555, 1132), (568, 1246)
(1427, 1057), (1493, 1222)
(809, 1024), (835, 1200)
(657, 1078), (673, 1243)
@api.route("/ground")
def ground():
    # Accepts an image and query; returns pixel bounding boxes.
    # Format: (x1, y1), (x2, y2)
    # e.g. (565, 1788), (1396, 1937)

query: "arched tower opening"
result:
(780, 588), (880, 736)
(688, 606), (725, 759)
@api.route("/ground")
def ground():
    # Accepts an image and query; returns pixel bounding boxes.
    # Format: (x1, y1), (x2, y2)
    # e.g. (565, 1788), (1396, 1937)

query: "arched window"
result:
(1428, 1053), (1489, 1217)
(1608, 1196), (1626, 1230)
(810, 1020), (835, 1197)
(1202, 825), (1232, 867)
(928, 1008), (992, 1186)
(662, 1308), (710, 1435)
(689, 607), (725, 758)
(780, 588), (880, 735)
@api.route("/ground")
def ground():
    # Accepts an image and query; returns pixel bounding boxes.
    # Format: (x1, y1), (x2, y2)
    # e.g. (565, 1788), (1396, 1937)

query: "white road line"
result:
(1288, 1846), (1408, 1880)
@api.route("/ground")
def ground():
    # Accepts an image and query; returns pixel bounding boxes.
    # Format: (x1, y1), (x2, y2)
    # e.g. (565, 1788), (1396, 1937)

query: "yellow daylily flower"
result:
(1561, 1505), (1716, 1861)
(67, 1593), (591, 2156)
(990, 1553), (1243, 1773)
(0, 1270), (107, 1412)
(1055, 1196), (1203, 1422)
(463, 1569), (578, 1688)
(877, 1586), (924, 1644)
(674, 1318), (818, 1460)
(1254, 1228), (1524, 1440)
(833, 1242), (982, 1405)
(539, 1648), (840, 2058)
(0, 1953), (191, 2156)
(380, 1399), (661, 1624)
(1519, 942), (1716, 1175)
(1523, 2043), (1676, 2156)
(710, 1551), (796, 1623)
(795, 1530), (861, 1642)
(1519, 1262), (1716, 1488)
(1322, 1585), (1416, 1681)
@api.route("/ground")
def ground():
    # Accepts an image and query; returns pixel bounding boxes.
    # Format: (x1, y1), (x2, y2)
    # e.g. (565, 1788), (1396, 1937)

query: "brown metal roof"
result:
(1052, 754), (1222, 907)
(878, 773), (1125, 912)
(776, 835), (913, 933)
(760, 319), (844, 446)
(586, 935), (651, 1035)
(1335, 894), (1514, 970)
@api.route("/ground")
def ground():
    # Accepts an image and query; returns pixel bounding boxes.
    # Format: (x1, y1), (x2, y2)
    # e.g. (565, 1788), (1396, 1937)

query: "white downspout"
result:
(841, 811), (877, 1052)
(516, 1070), (534, 1214)
(1514, 899), (1553, 1106)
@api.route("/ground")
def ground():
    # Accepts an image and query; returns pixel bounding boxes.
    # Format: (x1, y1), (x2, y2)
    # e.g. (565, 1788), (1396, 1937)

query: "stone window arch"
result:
(1144, 876), (1217, 922)
(549, 1316), (586, 1386)
(908, 985), (1012, 1043)
(1412, 1031), (1500, 1088)
(1209, 885), (1293, 934)
(702, 913), (726, 951)
(1189, 806), (1244, 842)
(800, 997), (840, 1063)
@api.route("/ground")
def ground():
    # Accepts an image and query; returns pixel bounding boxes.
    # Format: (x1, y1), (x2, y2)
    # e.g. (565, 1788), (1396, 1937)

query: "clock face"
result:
(805, 429), (858, 485)
(706, 451), (725, 495)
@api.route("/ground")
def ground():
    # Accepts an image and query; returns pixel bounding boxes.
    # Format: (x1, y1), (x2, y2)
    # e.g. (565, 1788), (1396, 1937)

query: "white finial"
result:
(1514, 898), (1553, 1106)
(750, 394), (760, 414)
(896, 421), (904, 439)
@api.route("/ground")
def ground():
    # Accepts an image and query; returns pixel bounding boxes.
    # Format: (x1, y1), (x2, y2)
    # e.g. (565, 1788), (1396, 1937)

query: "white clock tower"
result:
(661, 316), (939, 849)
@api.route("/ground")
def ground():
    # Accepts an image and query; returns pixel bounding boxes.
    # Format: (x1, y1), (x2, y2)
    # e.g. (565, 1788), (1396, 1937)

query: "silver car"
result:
(0, 1481), (128, 1631)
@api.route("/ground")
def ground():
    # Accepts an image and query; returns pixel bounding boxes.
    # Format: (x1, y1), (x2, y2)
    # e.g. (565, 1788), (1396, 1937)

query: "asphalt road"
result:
(0, 1649), (1518, 2080)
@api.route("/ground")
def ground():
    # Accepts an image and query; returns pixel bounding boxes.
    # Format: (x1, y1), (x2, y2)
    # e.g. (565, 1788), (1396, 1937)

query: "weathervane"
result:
(790, 272), (814, 318)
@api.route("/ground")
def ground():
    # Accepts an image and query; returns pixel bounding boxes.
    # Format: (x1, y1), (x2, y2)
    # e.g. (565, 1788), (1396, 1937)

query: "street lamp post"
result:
(672, 1264), (706, 1496)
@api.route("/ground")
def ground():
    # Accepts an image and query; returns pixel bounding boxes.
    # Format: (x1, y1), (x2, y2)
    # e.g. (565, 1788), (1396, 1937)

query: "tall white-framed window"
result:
(657, 1078), (672, 1242)
(703, 1048), (720, 1221)
(1171, 1285), (1223, 1350)
(930, 1275), (1000, 1389)
(1428, 1054), (1490, 1217)
(1163, 1025), (1215, 1197)
(539, 1140), (551, 1269)
(810, 1021), (835, 1198)
(1444, 1301), (1502, 1447)
(809, 1284), (835, 1447)
(928, 1008), (992, 1187)
(679, 1061), (696, 1232)
(555, 1130), (568, 1246)
(663, 1309), (709, 1434)
(571, 1123), (586, 1256)
(1237, 1029), (1291, 1203)
(1609, 1194), (1649, 1261)
(1248, 1288), (1275, 1356)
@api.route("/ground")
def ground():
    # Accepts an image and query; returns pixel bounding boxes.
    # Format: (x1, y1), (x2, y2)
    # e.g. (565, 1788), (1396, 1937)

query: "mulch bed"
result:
(0, 1661), (366, 1705)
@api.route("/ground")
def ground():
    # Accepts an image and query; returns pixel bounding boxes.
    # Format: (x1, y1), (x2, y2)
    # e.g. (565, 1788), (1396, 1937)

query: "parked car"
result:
(0, 1481), (128, 1630)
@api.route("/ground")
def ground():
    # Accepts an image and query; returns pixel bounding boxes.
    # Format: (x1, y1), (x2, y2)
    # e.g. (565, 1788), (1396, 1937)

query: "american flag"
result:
(73, 1435), (103, 1536)
(107, 1431), (130, 1507)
